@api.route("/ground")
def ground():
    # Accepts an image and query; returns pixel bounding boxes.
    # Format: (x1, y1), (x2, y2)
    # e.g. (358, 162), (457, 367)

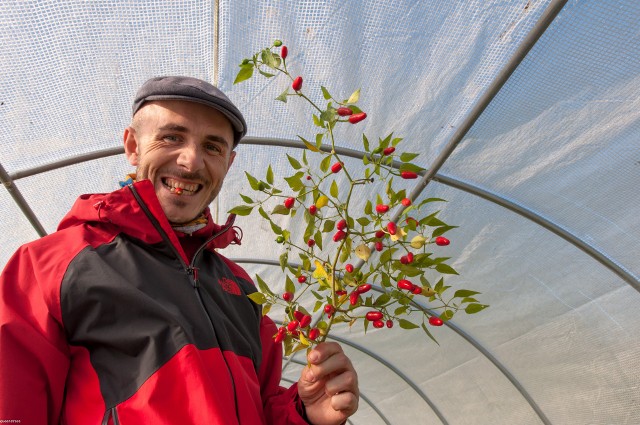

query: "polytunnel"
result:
(1, 0), (639, 424)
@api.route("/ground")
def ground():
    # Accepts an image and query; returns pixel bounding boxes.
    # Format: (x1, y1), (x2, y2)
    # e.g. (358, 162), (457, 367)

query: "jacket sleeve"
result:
(258, 315), (311, 425)
(0, 244), (70, 424)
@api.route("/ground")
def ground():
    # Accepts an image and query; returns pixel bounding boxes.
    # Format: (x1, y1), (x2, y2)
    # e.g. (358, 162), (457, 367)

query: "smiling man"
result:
(0, 76), (359, 424)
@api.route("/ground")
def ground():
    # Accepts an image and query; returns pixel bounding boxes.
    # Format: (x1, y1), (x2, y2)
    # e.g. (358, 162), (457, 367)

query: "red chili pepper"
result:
(274, 331), (285, 343)
(324, 304), (335, 315)
(365, 311), (383, 321)
(287, 320), (299, 331)
(284, 197), (295, 209)
(297, 275), (307, 283)
(373, 320), (385, 329)
(407, 252), (414, 263)
(383, 147), (395, 156)
(333, 230), (346, 242)
(387, 222), (397, 235)
(308, 328), (320, 340)
(349, 293), (360, 306)
(281, 45), (288, 59)
(282, 292), (293, 301)
(375, 204), (389, 214)
(309, 205), (317, 215)
(429, 316), (444, 326)
(331, 162), (343, 173)
(397, 280), (414, 291)
(336, 219), (347, 231)
(386, 320), (394, 328)
(356, 284), (372, 294)
(375, 241), (384, 251)
(299, 315), (312, 328)
(411, 286), (422, 295)
(337, 107), (353, 116)
(435, 236), (450, 246)
(348, 112), (367, 124)
(294, 311), (305, 322)
(292, 76), (303, 91)
(375, 230), (386, 239)
(307, 239), (315, 247)
(336, 290), (347, 296)
(401, 198), (412, 206)
(345, 263), (354, 273)
(401, 171), (418, 179)
(400, 256), (408, 264)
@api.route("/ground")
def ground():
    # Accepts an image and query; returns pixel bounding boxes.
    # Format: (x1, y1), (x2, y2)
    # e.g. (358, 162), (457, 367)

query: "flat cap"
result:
(132, 76), (247, 146)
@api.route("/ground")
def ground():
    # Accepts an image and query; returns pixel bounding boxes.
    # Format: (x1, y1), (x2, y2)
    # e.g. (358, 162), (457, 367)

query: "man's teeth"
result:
(165, 178), (199, 194)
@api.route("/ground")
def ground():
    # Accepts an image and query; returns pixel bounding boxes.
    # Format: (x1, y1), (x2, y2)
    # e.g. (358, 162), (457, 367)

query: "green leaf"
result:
(245, 172), (261, 190)
(287, 154), (302, 170)
(374, 293), (391, 306)
(421, 323), (440, 345)
(271, 204), (290, 215)
(314, 230), (323, 250)
(465, 303), (489, 314)
(233, 64), (254, 84)
(330, 180), (339, 197)
(394, 305), (409, 315)
(321, 86), (332, 100)
(275, 88), (289, 103)
(454, 290), (481, 298)
(255, 274), (275, 296)
(356, 217), (371, 227)
(441, 310), (454, 321)
(322, 220), (335, 233)
(258, 206), (269, 220)
(347, 88), (361, 104)
(261, 48), (279, 68)
(285, 274), (295, 293)
(313, 114), (325, 128)
(239, 194), (253, 203)
(247, 292), (267, 305)
(391, 137), (403, 146)
(258, 69), (275, 78)
(228, 205), (254, 216)
(399, 319), (419, 329)
(299, 135), (320, 152)
(261, 303), (271, 316)
(284, 173), (305, 192)
(320, 108), (334, 123)
(364, 200), (372, 215)
(435, 264), (458, 275)
(362, 134), (370, 152)
(270, 221), (283, 235)
(320, 155), (332, 173)
(399, 163), (426, 173)
(280, 252), (289, 272)
(266, 165), (274, 184)
(399, 152), (420, 162)
(432, 225), (458, 237)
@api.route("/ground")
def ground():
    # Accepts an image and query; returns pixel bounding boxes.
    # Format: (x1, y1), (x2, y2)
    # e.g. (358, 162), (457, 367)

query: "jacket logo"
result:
(219, 277), (242, 296)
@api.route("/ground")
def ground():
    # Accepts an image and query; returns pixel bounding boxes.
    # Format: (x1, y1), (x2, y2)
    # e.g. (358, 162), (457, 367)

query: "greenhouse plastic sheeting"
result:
(1, 1), (639, 424)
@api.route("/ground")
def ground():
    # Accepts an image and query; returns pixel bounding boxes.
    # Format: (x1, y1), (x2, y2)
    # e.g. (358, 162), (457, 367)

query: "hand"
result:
(297, 342), (359, 425)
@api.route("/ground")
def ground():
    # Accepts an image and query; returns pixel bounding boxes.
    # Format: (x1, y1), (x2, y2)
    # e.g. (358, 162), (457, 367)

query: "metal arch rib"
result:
(8, 137), (638, 290)
(281, 368), (391, 425)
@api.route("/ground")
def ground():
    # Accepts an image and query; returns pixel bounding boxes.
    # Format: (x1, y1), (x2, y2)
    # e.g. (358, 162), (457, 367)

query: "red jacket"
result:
(0, 180), (309, 424)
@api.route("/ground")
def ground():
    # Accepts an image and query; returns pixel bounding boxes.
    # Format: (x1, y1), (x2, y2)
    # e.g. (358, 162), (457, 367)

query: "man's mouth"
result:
(162, 178), (201, 196)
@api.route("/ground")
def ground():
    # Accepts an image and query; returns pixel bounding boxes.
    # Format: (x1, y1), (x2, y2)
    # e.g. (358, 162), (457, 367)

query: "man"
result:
(0, 76), (359, 424)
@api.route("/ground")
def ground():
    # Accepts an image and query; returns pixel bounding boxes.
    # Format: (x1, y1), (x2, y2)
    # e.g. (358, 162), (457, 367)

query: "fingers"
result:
(306, 342), (359, 396)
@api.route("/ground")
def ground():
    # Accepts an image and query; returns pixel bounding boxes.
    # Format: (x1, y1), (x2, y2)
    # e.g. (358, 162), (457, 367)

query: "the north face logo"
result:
(219, 277), (242, 295)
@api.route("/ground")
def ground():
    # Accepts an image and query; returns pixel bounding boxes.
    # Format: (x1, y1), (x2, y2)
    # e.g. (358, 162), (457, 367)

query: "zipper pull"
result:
(188, 266), (200, 287)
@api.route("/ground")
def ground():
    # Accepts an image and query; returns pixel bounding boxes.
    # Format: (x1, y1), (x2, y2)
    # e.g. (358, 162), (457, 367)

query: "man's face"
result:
(124, 100), (236, 224)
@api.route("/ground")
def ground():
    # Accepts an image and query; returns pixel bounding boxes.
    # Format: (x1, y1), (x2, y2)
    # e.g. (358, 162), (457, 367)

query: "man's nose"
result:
(177, 144), (204, 171)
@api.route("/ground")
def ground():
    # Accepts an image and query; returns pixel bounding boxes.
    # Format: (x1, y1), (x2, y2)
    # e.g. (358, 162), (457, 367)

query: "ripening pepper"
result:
(337, 107), (353, 116)
(333, 230), (346, 242)
(435, 236), (450, 246)
(348, 112), (367, 124)
(401, 171), (418, 179)
(375, 204), (390, 214)
(292, 76), (303, 91)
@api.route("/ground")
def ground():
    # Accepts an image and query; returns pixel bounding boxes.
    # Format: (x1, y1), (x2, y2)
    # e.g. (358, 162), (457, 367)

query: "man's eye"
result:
(206, 143), (222, 153)
(163, 135), (180, 142)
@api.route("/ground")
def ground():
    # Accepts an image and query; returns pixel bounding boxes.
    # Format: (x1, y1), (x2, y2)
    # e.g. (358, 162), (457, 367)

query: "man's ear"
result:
(123, 127), (140, 166)
(227, 150), (236, 170)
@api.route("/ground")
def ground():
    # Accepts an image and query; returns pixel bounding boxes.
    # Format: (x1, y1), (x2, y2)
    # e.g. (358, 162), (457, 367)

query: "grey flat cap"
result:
(132, 76), (247, 146)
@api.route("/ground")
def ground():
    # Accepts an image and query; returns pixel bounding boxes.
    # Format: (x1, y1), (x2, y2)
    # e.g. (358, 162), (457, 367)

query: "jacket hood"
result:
(58, 179), (241, 251)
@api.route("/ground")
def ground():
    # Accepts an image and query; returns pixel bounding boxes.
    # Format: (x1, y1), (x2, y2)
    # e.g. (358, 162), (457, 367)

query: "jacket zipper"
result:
(129, 185), (241, 423)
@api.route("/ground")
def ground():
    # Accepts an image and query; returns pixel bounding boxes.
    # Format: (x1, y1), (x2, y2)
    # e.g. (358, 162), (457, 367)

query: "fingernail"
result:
(309, 351), (319, 363)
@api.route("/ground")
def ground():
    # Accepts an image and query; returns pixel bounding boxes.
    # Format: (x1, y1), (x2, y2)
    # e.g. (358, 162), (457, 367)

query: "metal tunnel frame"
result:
(3, 1), (635, 423)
